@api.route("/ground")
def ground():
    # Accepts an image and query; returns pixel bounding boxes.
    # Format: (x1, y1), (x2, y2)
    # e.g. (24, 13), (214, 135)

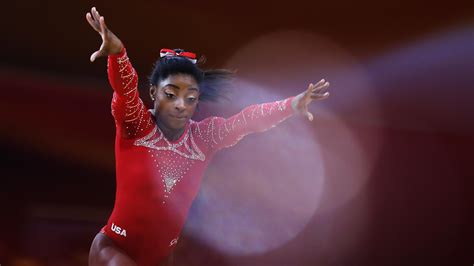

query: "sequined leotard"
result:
(101, 48), (295, 265)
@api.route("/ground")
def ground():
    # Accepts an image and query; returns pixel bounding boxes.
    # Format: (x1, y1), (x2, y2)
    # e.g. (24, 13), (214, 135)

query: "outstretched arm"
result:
(198, 79), (330, 152)
(86, 7), (153, 138)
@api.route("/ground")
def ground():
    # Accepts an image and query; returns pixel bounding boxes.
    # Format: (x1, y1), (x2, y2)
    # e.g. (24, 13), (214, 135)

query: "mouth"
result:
(170, 114), (187, 121)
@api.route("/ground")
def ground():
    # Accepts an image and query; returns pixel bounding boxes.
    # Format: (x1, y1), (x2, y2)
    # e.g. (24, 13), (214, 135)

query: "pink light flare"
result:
(184, 30), (383, 256)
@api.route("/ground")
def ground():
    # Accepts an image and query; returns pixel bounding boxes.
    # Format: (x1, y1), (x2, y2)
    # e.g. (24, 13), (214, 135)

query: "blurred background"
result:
(1, 1), (473, 265)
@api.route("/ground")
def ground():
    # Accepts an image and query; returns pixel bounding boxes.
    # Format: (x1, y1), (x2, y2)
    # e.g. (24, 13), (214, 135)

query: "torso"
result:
(102, 119), (214, 265)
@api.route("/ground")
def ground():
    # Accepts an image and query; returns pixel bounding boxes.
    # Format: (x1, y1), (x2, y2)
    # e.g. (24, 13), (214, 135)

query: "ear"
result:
(149, 85), (157, 100)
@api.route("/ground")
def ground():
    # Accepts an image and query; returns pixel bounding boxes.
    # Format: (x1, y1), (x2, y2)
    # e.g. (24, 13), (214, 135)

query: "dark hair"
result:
(149, 49), (234, 102)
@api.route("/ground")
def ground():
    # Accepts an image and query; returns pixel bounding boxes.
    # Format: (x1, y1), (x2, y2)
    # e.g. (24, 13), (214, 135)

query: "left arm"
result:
(197, 79), (330, 152)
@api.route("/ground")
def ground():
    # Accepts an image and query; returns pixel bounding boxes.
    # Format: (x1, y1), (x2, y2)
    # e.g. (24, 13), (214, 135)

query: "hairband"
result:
(160, 48), (197, 64)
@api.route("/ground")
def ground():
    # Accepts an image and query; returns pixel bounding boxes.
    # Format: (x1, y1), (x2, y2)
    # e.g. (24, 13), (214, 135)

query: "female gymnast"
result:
(86, 6), (330, 266)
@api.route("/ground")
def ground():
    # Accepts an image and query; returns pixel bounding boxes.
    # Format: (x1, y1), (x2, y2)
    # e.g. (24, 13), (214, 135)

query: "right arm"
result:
(86, 7), (153, 138)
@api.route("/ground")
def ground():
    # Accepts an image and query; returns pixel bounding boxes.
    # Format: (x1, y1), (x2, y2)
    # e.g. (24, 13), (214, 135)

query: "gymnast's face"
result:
(150, 74), (200, 131)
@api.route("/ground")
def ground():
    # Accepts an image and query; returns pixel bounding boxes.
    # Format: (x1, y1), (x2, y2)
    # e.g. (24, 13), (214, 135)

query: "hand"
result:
(86, 7), (124, 62)
(291, 79), (330, 121)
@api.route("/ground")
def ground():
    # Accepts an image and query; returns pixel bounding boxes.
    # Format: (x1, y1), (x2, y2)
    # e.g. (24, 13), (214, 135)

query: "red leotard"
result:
(100, 48), (295, 265)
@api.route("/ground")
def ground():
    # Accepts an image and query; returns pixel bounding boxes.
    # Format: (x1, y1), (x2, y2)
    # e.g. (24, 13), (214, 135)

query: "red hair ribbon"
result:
(160, 48), (197, 64)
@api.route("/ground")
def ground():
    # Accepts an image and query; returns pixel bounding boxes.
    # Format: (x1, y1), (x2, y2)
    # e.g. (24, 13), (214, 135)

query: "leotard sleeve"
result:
(196, 97), (295, 153)
(108, 48), (154, 138)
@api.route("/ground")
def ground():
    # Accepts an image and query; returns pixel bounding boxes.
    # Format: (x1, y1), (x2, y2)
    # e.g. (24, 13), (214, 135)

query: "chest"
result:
(130, 125), (209, 199)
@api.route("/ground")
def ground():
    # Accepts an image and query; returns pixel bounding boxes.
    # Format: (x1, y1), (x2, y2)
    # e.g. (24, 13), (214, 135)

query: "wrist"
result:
(108, 46), (126, 59)
(291, 94), (303, 112)
(109, 42), (124, 55)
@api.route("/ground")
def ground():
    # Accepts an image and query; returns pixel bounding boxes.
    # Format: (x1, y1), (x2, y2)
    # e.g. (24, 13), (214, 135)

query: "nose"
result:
(174, 98), (185, 111)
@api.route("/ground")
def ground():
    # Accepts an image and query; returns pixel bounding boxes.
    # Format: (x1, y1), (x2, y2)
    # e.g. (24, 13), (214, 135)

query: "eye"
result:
(165, 92), (176, 99)
(187, 97), (197, 103)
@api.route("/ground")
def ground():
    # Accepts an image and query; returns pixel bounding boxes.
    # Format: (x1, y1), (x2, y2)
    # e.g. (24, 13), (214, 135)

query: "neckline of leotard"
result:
(149, 109), (190, 145)
(158, 122), (189, 145)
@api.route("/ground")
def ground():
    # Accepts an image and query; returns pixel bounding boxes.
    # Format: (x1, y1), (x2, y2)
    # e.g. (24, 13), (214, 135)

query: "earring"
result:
(150, 84), (155, 101)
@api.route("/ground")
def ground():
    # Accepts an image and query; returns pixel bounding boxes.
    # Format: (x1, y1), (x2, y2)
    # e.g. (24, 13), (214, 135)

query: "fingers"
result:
(86, 12), (100, 32)
(299, 78), (330, 121)
(90, 49), (107, 62)
(99, 16), (108, 32)
(310, 91), (330, 100)
(311, 80), (329, 92)
(87, 7), (106, 33)
(314, 79), (326, 88)
(307, 79), (329, 94)
(307, 78), (330, 100)
(90, 50), (99, 62)
(86, 7), (102, 31)
(310, 86), (330, 99)
(91, 7), (101, 23)
(299, 102), (314, 121)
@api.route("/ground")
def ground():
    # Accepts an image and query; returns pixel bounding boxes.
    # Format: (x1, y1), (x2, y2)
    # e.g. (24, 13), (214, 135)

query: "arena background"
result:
(1, 1), (473, 265)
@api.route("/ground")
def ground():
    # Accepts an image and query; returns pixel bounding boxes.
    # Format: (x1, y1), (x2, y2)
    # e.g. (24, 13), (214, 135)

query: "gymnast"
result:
(86, 6), (330, 266)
